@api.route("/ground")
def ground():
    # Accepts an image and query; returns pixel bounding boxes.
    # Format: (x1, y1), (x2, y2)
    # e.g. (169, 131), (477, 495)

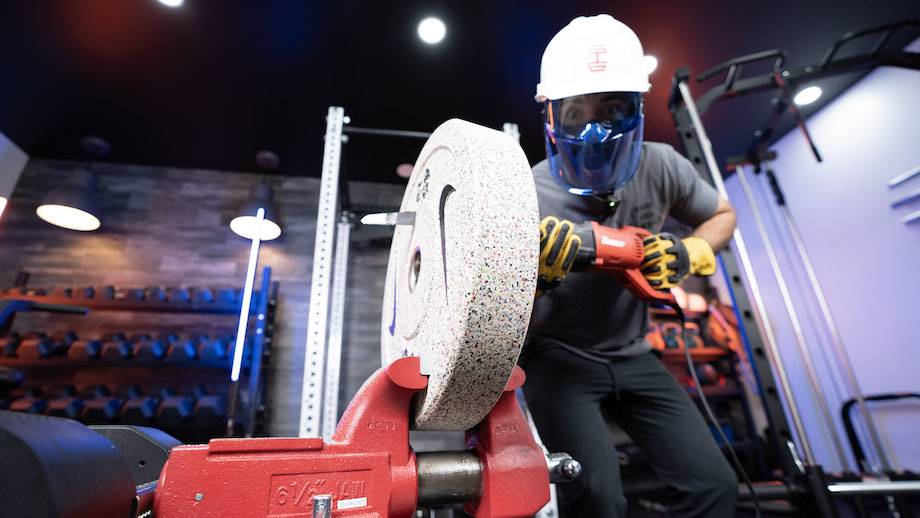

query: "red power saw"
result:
(571, 221), (677, 306)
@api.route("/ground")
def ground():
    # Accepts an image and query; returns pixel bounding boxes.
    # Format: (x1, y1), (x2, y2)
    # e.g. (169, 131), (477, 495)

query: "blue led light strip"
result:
(231, 207), (264, 382)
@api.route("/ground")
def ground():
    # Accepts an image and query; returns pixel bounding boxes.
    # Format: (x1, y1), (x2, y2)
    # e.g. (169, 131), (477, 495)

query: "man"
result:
(519, 14), (739, 517)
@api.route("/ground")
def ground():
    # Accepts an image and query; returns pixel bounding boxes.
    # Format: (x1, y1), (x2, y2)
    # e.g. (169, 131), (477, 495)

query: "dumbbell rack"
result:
(0, 268), (278, 443)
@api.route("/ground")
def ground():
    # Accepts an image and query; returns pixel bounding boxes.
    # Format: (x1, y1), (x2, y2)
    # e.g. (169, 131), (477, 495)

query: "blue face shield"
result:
(543, 92), (644, 196)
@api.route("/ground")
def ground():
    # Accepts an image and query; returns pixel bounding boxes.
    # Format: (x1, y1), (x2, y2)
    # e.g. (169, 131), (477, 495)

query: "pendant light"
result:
(230, 183), (281, 240)
(36, 170), (101, 231)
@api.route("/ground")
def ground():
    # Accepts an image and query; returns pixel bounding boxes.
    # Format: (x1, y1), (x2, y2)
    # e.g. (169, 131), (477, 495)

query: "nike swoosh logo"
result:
(439, 184), (456, 306)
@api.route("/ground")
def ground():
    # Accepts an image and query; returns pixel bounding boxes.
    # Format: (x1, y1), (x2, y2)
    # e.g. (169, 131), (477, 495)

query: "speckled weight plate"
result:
(381, 119), (539, 430)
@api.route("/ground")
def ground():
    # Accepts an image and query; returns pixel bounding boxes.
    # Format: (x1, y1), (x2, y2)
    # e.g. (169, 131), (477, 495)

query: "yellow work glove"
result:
(536, 216), (581, 298)
(640, 234), (716, 289)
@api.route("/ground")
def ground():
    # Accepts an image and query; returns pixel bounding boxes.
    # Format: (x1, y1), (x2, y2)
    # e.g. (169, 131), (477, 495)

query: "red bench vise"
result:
(154, 356), (578, 517)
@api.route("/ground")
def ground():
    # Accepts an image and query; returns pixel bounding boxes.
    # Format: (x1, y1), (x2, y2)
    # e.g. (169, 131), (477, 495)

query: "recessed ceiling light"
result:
(794, 86), (822, 106)
(157, 0), (184, 7)
(256, 150), (281, 170)
(418, 17), (446, 45)
(81, 135), (111, 157)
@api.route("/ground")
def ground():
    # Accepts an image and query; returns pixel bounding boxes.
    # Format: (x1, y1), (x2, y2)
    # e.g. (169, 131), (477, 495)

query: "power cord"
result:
(673, 304), (761, 518)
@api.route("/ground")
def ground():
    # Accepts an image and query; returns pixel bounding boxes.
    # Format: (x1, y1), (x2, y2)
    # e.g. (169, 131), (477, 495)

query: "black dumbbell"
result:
(45, 397), (86, 419)
(182, 339), (200, 360)
(49, 384), (78, 398)
(167, 288), (190, 303)
(37, 340), (69, 358)
(156, 386), (178, 399)
(82, 397), (124, 424)
(198, 339), (230, 363)
(50, 331), (79, 346)
(10, 397), (48, 414)
(101, 340), (133, 360)
(159, 333), (180, 344)
(157, 395), (195, 425)
(0, 366), (23, 390)
(120, 396), (161, 423)
(78, 384), (111, 400)
(188, 385), (210, 400)
(114, 384), (145, 399)
(100, 332), (127, 342)
(661, 325), (683, 349)
(133, 339), (168, 360)
(192, 394), (227, 422)
(124, 288), (146, 301)
(166, 340), (196, 362)
(48, 287), (72, 298)
(147, 287), (167, 302)
(14, 338), (49, 360)
(216, 289), (238, 306)
(2, 338), (21, 357)
(67, 340), (104, 360)
(192, 289), (214, 303)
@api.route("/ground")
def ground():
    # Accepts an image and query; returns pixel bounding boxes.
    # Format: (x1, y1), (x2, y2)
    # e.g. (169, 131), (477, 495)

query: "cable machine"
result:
(669, 19), (920, 517)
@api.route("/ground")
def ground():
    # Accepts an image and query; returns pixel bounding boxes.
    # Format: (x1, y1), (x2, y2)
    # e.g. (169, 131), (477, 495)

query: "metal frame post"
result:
(671, 68), (844, 517)
(245, 268), (277, 437)
(301, 106), (346, 438)
(320, 216), (351, 438)
(669, 69), (809, 479)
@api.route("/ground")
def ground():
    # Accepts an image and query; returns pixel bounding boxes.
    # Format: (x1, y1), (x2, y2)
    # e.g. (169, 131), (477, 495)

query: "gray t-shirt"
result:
(525, 141), (719, 361)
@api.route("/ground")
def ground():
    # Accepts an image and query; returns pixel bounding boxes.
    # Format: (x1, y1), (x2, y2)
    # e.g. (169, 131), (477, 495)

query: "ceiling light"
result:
(794, 86), (822, 106)
(231, 183), (282, 240)
(36, 172), (101, 231)
(418, 17), (446, 45)
(157, 0), (184, 7)
(0, 197), (7, 220)
(256, 150), (281, 170)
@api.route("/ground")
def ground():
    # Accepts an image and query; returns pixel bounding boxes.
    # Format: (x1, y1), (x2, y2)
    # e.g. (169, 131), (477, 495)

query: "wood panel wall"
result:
(0, 158), (408, 438)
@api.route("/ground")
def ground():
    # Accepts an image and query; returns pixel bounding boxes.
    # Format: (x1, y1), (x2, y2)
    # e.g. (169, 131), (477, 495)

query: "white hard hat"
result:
(535, 14), (656, 102)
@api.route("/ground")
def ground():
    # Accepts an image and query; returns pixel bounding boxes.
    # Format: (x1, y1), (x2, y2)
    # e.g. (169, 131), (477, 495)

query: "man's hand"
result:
(537, 216), (581, 298)
(640, 234), (716, 289)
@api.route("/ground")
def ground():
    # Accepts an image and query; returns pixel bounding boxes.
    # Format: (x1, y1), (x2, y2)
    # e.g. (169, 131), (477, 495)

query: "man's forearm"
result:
(691, 198), (736, 252)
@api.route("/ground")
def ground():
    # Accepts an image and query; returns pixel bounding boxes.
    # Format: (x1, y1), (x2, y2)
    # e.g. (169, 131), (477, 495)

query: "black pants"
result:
(520, 346), (738, 518)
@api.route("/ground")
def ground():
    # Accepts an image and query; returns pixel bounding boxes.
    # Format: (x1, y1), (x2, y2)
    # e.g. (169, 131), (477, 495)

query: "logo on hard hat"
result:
(587, 45), (607, 72)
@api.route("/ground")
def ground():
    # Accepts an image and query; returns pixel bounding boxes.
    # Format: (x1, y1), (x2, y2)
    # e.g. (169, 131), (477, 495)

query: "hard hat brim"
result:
(535, 77), (651, 103)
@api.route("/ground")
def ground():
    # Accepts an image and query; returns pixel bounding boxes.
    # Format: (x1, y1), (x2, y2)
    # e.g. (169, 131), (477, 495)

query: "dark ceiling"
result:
(1, 1), (918, 191)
